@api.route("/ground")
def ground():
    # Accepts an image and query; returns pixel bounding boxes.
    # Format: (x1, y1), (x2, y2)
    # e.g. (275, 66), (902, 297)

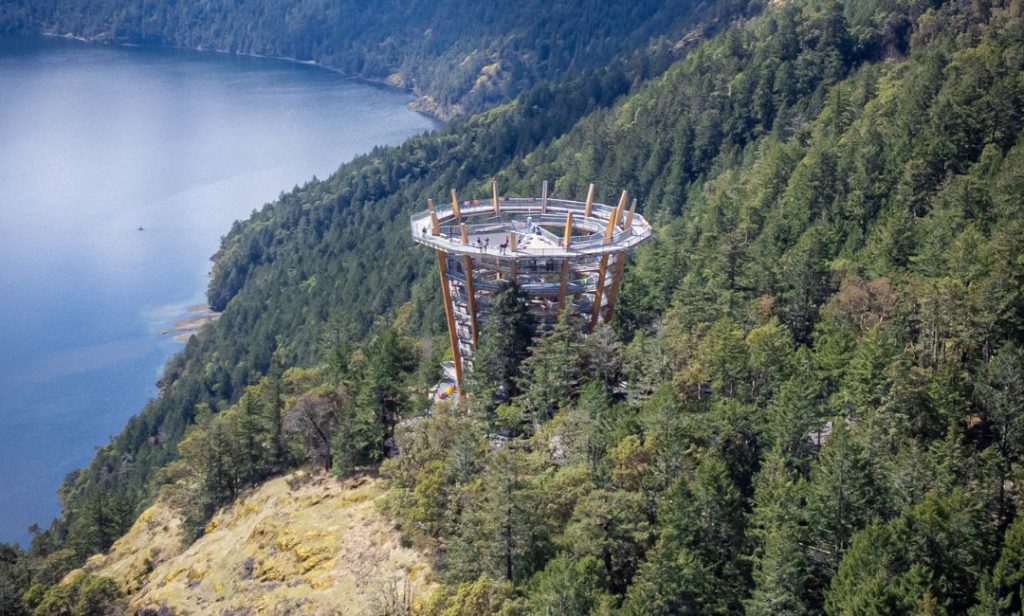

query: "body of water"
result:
(0, 35), (436, 545)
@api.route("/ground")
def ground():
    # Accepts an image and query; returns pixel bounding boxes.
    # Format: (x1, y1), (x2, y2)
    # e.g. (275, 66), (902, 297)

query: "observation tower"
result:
(411, 181), (653, 395)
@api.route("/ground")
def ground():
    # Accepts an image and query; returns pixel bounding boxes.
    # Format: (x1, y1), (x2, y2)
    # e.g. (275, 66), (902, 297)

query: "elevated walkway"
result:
(410, 181), (654, 396)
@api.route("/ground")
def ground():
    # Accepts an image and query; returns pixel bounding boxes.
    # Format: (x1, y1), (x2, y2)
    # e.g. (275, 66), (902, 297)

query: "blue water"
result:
(0, 35), (436, 545)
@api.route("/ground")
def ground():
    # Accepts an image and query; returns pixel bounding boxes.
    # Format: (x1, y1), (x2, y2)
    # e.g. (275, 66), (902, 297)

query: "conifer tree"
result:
(804, 423), (887, 581)
(583, 322), (624, 395)
(353, 327), (417, 458)
(468, 283), (534, 413)
(766, 349), (822, 469)
(518, 308), (584, 423)
(747, 451), (810, 616)
(971, 516), (1024, 615)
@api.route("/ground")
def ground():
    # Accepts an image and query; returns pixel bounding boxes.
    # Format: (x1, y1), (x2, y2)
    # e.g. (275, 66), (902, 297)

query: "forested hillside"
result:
(385, 0), (1024, 610)
(0, 0), (750, 118)
(1, 0), (755, 605)
(3, 0), (1024, 612)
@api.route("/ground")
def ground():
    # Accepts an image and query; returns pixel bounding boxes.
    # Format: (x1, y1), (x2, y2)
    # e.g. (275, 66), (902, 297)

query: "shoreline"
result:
(38, 31), (454, 122)
(159, 304), (220, 343)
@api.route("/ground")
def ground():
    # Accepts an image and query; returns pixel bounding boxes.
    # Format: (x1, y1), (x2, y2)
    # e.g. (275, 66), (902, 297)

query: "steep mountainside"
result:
(24, 0), (753, 575)
(82, 473), (433, 614)
(0, 0), (753, 118)
(5, 0), (1024, 612)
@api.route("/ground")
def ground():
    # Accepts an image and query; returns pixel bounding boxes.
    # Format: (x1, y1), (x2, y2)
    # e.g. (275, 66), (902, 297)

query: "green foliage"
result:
(518, 308), (585, 423)
(12, 0), (1024, 611)
(827, 489), (989, 615)
(467, 283), (535, 413)
(1, 0), (755, 116)
(26, 572), (122, 616)
(348, 328), (418, 466)
(422, 576), (523, 616)
(971, 515), (1024, 615)
(0, 544), (29, 616)
(527, 554), (612, 615)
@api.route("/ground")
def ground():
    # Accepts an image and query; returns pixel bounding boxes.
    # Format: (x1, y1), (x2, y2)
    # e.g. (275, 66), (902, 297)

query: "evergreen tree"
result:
(562, 488), (653, 596)
(827, 489), (988, 615)
(582, 322), (624, 395)
(468, 283), (535, 413)
(353, 328), (417, 459)
(766, 349), (823, 469)
(528, 554), (611, 616)
(977, 344), (1024, 466)
(748, 525), (811, 616)
(518, 308), (584, 423)
(747, 452), (810, 616)
(0, 544), (29, 616)
(971, 515), (1024, 615)
(804, 423), (887, 587)
(449, 442), (548, 583)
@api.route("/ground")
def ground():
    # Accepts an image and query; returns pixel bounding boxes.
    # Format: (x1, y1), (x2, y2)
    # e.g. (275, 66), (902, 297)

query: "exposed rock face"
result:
(83, 473), (434, 615)
(407, 95), (464, 122)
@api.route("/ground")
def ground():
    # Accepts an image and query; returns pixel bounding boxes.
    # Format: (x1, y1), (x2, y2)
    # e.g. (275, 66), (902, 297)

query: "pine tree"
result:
(747, 452), (810, 616)
(583, 322), (624, 395)
(562, 488), (653, 596)
(748, 525), (811, 616)
(767, 349), (823, 465)
(518, 308), (584, 423)
(804, 423), (887, 583)
(353, 328), (417, 458)
(457, 442), (548, 583)
(529, 554), (610, 616)
(975, 344), (1024, 527)
(977, 344), (1024, 465)
(971, 515), (1024, 615)
(468, 283), (535, 413)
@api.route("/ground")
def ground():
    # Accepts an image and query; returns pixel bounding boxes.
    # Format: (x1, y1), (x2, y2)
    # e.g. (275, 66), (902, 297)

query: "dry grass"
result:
(83, 473), (434, 615)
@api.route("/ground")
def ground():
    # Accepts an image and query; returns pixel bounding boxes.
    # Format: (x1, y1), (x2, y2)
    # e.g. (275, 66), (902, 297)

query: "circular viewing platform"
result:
(411, 181), (653, 392)
(410, 191), (652, 259)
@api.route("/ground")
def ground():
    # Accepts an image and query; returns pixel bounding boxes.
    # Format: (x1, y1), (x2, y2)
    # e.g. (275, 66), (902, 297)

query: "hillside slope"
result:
(193, 0), (1024, 610)
(28, 0), (752, 573)
(0, 0), (754, 118)
(82, 473), (433, 615)
(7, 0), (1024, 612)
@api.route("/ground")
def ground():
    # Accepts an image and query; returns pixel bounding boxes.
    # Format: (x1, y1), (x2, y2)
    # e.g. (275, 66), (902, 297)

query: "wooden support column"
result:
(583, 183), (596, 217)
(610, 191), (628, 238)
(450, 189), (462, 221)
(558, 260), (570, 311)
(604, 197), (637, 323)
(591, 191), (627, 327)
(436, 251), (464, 396)
(510, 232), (519, 279)
(428, 199), (441, 235)
(492, 179), (500, 216)
(463, 255), (479, 346)
(541, 180), (549, 214)
(457, 222), (478, 346)
(625, 199), (637, 229)
(590, 254), (609, 330)
(605, 252), (627, 324)
(559, 211), (573, 312)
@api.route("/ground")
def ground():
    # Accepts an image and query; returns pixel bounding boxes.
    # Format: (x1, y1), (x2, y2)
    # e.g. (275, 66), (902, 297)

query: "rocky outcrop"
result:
(83, 473), (433, 615)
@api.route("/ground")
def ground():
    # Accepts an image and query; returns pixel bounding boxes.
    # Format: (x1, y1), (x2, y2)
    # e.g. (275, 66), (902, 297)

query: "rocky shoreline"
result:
(159, 304), (219, 343)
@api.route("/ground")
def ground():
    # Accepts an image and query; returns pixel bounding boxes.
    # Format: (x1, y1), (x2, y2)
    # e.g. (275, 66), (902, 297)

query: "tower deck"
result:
(411, 182), (653, 395)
